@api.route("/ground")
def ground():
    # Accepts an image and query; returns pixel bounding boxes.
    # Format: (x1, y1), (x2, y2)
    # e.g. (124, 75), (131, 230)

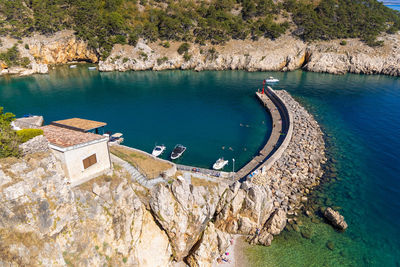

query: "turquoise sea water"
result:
(0, 66), (271, 171)
(1, 68), (400, 266)
(386, 4), (400, 11)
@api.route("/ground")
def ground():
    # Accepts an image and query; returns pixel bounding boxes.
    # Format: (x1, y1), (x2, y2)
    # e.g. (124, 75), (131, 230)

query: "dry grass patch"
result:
(191, 177), (218, 188)
(78, 172), (124, 192)
(110, 146), (173, 179)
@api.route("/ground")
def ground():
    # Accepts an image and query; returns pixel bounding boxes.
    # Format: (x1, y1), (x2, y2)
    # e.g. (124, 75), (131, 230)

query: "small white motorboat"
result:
(171, 144), (186, 160)
(152, 145), (166, 157)
(69, 65), (77, 69)
(109, 133), (124, 144)
(213, 158), (229, 170)
(265, 76), (279, 83)
(88, 66), (97, 70)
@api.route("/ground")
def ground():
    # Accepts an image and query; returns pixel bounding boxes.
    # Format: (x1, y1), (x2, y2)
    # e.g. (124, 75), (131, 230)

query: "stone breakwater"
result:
(1, 31), (400, 77)
(0, 91), (326, 266)
(251, 90), (326, 214)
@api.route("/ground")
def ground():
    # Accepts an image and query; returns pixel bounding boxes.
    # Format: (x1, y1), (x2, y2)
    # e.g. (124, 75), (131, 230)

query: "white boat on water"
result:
(69, 65), (77, 69)
(88, 66), (97, 70)
(213, 158), (229, 170)
(171, 144), (186, 160)
(152, 145), (166, 157)
(265, 76), (279, 83)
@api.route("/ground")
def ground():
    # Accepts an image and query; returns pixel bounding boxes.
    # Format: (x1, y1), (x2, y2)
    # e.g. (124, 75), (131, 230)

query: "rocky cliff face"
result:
(99, 32), (400, 76)
(0, 152), (287, 266)
(0, 30), (98, 76)
(0, 152), (171, 266)
(2, 31), (400, 77)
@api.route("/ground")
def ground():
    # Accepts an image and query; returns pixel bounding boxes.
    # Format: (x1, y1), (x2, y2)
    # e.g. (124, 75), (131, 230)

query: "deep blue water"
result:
(1, 68), (400, 266)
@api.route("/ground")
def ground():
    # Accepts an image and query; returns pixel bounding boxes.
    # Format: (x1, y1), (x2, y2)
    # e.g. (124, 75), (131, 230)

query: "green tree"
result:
(0, 107), (20, 158)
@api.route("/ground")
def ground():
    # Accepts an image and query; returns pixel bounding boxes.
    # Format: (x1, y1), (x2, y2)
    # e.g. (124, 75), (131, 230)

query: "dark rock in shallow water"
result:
(324, 207), (348, 231)
(326, 241), (335, 251)
(301, 229), (312, 239)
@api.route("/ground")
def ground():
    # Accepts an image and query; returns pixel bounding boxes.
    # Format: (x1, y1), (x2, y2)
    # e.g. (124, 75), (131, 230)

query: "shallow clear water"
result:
(246, 72), (400, 267)
(1, 68), (400, 266)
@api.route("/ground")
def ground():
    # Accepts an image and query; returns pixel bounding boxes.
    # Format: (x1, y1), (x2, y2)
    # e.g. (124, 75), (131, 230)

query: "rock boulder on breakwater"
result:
(324, 207), (348, 231)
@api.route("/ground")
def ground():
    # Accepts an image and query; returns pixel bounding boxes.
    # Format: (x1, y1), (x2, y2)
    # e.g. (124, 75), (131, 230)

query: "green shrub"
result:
(160, 41), (170, 48)
(340, 40), (347, 46)
(0, 107), (20, 158)
(122, 57), (129, 63)
(157, 56), (168, 65)
(139, 51), (148, 61)
(24, 44), (29, 50)
(183, 52), (191, 61)
(20, 57), (30, 68)
(17, 129), (44, 143)
(177, 43), (190, 55)
(0, 45), (20, 66)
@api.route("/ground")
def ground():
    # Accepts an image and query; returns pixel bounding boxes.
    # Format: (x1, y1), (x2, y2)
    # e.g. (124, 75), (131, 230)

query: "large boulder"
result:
(248, 208), (287, 246)
(186, 222), (231, 267)
(214, 181), (274, 235)
(324, 207), (348, 230)
(149, 179), (221, 262)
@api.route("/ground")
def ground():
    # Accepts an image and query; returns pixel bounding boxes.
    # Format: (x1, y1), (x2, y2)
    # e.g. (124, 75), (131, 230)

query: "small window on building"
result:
(83, 154), (97, 169)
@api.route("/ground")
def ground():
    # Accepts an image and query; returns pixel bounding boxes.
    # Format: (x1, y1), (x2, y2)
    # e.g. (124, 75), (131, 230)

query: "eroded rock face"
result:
(0, 152), (172, 266)
(214, 181), (274, 235)
(149, 179), (222, 262)
(28, 31), (98, 64)
(324, 207), (348, 231)
(186, 222), (231, 267)
(99, 36), (307, 72)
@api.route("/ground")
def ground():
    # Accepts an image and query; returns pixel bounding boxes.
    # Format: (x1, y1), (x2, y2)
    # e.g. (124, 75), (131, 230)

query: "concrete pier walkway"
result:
(234, 86), (293, 180)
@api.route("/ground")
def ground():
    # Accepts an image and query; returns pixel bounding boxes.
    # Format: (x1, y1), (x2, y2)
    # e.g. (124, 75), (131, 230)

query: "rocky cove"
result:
(1, 30), (400, 77)
(0, 85), (336, 266)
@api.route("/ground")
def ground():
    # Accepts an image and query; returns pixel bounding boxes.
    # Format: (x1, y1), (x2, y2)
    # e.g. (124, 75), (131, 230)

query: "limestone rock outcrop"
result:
(214, 181), (274, 235)
(0, 152), (172, 266)
(186, 222), (231, 267)
(27, 31), (98, 64)
(19, 135), (49, 155)
(324, 207), (348, 231)
(149, 179), (223, 262)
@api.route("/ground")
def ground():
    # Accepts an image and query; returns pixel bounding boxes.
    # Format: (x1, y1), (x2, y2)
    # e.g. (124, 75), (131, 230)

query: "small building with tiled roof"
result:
(51, 118), (107, 134)
(41, 122), (111, 186)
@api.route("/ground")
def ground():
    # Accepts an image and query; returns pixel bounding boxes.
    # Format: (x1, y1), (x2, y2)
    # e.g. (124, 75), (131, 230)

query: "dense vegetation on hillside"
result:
(0, 0), (399, 57)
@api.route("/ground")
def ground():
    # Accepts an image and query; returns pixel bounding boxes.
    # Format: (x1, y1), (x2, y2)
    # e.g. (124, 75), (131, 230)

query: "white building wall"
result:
(62, 140), (111, 185)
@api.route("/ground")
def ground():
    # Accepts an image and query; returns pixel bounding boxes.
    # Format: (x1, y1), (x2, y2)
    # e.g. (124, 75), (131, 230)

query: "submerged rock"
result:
(324, 207), (348, 231)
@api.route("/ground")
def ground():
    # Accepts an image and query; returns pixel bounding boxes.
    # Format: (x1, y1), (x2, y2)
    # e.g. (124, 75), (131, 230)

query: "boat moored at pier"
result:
(171, 144), (186, 160)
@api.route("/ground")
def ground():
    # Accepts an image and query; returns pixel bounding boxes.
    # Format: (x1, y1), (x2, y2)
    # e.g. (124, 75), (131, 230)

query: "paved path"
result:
(235, 88), (286, 180)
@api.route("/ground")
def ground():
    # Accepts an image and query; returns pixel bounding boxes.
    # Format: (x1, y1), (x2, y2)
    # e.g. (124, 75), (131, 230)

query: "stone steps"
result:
(110, 154), (164, 189)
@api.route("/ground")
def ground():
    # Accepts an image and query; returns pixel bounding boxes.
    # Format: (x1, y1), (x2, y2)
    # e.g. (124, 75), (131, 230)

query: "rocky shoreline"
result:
(1, 30), (400, 77)
(0, 90), (328, 266)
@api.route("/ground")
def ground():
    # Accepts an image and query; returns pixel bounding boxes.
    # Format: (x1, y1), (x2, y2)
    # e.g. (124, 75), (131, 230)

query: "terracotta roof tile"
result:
(51, 118), (106, 132)
(41, 125), (106, 148)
